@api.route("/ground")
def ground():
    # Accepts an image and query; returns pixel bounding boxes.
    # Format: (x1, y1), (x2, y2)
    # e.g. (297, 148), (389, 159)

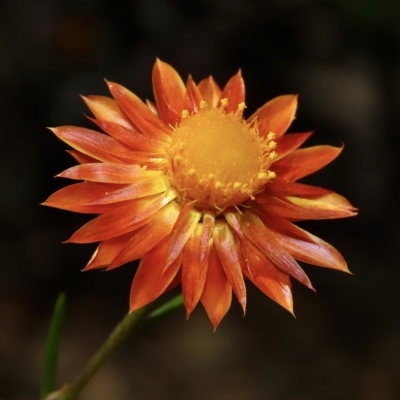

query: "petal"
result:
(146, 99), (159, 116)
(254, 204), (349, 270)
(163, 203), (202, 272)
(197, 76), (222, 108)
(129, 235), (182, 311)
(249, 95), (298, 138)
(83, 232), (134, 270)
(82, 95), (134, 130)
(287, 195), (356, 218)
(273, 145), (343, 181)
(223, 209), (252, 277)
(183, 75), (203, 114)
(199, 211), (215, 264)
(86, 177), (168, 205)
(258, 194), (356, 220)
(152, 59), (186, 126)
(219, 70), (245, 115)
(57, 163), (164, 184)
(252, 203), (313, 243)
(108, 201), (181, 269)
(272, 228), (350, 272)
(243, 240), (293, 313)
(43, 182), (126, 212)
(201, 246), (232, 330)
(66, 150), (98, 164)
(67, 190), (177, 243)
(241, 211), (314, 290)
(107, 81), (171, 142)
(265, 180), (333, 199)
(213, 220), (247, 313)
(99, 150), (164, 167)
(50, 126), (131, 163)
(181, 223), (210, 316)
(275, 132), (313, 160)
(89, 118), (165, 153)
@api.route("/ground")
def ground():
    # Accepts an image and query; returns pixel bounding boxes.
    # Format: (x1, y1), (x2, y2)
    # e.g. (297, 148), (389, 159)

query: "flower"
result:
(44, 59), (357, 328)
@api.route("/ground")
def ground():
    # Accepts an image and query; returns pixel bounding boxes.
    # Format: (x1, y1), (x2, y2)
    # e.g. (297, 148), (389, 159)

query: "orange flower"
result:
(44, 60), (357, 328)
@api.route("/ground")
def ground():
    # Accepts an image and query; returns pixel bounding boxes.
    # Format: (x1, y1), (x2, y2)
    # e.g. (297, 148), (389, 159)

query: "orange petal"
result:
(272, 228), (350, 272)
(163, 203), (202, 272)
(146, 99), (159, 116)
(129, 235), (182, 311)
(197, 76), (222, 108)
(87, 177), (168, 205)
(89, 118), (164, 153)
(253, 204), (350, 270)
(253, 203), (313, 243)
(273, 145), (343, 181)
(201, 246), (232, 330)
(67, 190), (177, 243)
(199, 211), (215, 264)
(241, 211), (314, 290)
(107, 81), (171, 142)
(249, 94), (298, 138)
(66, 150), (98, 164)
(83, 232), (134, 270)
(183, 75), (203, 114)
(181, 223), (210, 316)
(243, 240), (293, 314)
(265, 180), (333, 199)
(275, 132), (313, 160)
(260, 194), (356, 220)
(152, 59), (186, 126)
(43, 182), (125, 212)
(223, 209), (252, 277)
(108, 201), (181, 269)
(219, 70), (245, 115)
(82, 95), (134, 130)
(50, 126), (132, 163)
(57, 163), (164, 184)
(213, 220), (247, 313)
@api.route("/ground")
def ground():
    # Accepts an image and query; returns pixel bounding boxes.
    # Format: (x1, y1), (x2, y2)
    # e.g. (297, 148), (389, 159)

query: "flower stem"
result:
(44, 294), (184, 400)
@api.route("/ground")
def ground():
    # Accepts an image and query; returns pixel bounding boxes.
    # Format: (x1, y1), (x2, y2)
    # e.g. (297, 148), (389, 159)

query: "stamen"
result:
(268, 141), (277, 150)
(238, 102), (246, 111)
(168, 99), (279, 211)
(269, 151), (277, 161)
(174, 155), (182, 164)
(267, 131), (276, 141)
(257, 172), (268, 180)
(200, 100), (208, 109)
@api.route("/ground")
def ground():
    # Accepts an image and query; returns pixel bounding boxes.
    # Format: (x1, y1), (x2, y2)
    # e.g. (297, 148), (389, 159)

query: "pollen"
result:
(168, 101), (278, 211)
(238, 102), (246, 111)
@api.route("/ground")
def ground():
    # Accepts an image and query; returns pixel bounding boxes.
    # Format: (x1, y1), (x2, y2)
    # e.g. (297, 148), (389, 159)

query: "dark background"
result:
(1, 0), (400, 399)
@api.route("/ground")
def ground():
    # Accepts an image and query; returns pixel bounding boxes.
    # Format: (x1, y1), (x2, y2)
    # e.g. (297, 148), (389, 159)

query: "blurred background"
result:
(1, 0), (400, 399)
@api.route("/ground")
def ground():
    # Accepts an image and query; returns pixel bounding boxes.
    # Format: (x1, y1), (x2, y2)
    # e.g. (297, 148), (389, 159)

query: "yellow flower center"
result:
(168, 99), (277, 211)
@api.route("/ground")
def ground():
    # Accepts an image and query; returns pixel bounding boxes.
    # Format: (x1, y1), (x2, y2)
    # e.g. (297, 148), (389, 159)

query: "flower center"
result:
(168, 99), (277, 211)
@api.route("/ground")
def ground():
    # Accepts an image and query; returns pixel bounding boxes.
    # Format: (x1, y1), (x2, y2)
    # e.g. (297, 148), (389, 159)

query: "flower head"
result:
(44, 60), (357, 328)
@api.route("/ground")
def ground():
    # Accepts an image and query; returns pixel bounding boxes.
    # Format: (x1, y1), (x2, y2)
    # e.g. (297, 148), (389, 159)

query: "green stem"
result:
(44, 294), (184, 400)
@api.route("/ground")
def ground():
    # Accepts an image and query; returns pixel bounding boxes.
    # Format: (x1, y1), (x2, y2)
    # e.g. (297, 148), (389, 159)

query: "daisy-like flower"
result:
(44, 60), (356, 328)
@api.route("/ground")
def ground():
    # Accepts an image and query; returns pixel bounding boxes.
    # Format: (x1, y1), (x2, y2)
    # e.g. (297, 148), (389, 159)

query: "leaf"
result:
(41, 293), (66, 399)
